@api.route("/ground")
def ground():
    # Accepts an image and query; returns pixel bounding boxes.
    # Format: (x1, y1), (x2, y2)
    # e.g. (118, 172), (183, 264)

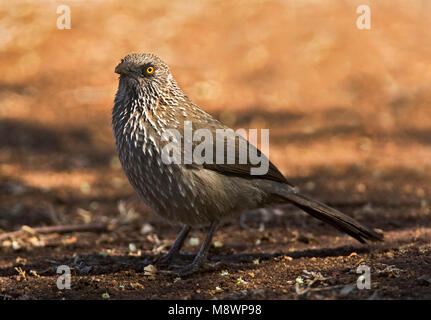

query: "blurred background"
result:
(0, 0), (430, 246)
(1, 0), (431, 300)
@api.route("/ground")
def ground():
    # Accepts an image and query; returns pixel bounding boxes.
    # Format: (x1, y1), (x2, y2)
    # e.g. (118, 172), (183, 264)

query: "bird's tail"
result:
(277, 190), (383, 243)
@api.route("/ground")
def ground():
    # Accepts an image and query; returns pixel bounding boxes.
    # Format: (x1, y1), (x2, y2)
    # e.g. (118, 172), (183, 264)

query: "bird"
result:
(112, 53), (383, 276)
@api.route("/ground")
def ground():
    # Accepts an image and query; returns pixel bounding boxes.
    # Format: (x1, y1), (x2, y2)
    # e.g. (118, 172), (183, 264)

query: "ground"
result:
(0, 1), (430, 300)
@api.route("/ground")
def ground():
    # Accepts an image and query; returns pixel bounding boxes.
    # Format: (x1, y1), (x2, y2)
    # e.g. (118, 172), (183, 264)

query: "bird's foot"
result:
(157, 263), (205, 276)
(158, 260), (224, 277)
(154, 251), (179, 268)
(176, 260), (204, 276)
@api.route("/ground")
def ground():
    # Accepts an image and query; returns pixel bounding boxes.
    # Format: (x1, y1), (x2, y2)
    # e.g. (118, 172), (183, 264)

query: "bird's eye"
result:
(146, 66), (154, 74)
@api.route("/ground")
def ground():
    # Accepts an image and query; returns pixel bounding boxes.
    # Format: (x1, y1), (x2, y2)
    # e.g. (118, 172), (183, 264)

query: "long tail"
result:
(278, 190), (383, 243)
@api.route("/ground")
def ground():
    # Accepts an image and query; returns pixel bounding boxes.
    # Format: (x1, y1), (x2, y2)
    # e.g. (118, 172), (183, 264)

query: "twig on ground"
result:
(0, 223), (111, 241)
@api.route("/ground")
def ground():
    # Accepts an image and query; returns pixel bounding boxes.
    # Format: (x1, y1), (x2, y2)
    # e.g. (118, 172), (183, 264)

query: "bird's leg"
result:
(156, 224), (191, 267)
(177, 221), (218, 276)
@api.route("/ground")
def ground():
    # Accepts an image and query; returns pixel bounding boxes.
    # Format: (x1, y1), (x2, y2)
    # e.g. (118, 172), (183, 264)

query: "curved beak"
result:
(115, 62), (128, 75)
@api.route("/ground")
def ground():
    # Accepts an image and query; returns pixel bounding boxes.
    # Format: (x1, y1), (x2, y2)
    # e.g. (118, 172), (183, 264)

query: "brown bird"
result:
(112, 53), (383, 276)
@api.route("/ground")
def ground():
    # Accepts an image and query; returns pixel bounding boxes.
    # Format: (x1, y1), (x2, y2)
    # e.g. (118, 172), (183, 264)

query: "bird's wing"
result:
(203, 130), (293, 186)
(178, 109), (294, 187)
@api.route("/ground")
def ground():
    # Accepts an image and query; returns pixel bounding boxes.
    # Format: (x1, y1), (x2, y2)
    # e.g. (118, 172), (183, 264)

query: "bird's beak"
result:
(115, 62), (128, 75)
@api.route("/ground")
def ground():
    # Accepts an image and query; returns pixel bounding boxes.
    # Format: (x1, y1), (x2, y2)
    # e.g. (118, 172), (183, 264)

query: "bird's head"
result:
(115, 53), (173, 95)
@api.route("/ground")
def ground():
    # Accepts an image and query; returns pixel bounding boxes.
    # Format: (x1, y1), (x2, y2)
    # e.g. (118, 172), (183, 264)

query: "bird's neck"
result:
(112, 82), (189, 152)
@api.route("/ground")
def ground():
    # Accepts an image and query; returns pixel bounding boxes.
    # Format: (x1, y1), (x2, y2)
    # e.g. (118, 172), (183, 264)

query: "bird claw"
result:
(158, 261), (224, 277)
(176, 263), (202, 276)
(154, 252), (177, 268)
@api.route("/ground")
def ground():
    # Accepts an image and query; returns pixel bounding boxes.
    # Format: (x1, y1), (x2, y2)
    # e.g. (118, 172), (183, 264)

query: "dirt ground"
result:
(0, 1), (430, 300)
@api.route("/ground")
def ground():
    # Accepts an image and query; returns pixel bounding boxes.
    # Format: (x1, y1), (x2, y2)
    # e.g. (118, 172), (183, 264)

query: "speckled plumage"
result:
(112, 53), (382, 275)
(112, 54), (270, 227)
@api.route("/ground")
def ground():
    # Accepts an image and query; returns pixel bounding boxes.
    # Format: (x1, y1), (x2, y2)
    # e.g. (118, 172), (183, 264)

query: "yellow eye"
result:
(146, 66), (154, 74)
